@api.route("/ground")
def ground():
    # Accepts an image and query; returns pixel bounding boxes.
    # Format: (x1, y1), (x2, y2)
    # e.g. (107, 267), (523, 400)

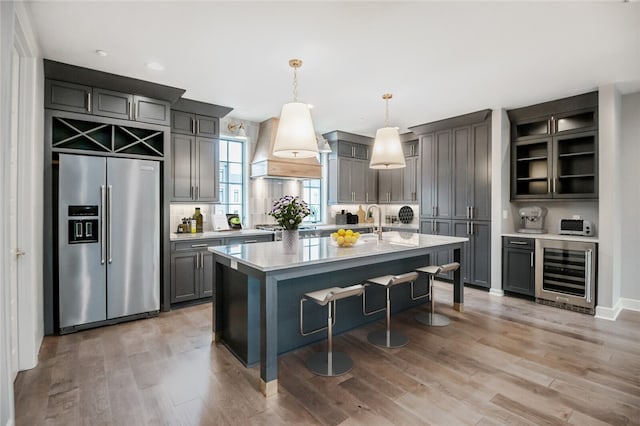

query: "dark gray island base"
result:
(209, 232), (468, 397)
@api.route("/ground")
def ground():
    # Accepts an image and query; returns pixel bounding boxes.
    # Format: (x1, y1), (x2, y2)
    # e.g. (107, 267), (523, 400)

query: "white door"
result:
(8, 46), (21, 378)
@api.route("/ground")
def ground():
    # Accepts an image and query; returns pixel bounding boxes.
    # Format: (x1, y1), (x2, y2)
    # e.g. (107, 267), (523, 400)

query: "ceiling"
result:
(26, 1), (640, 137)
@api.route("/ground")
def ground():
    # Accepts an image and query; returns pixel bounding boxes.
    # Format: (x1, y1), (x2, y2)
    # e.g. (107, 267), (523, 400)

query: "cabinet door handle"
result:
(128, 101), (133, 120)
(191, 118), (195, 134)
(470, 222), (474, 235)
(510, 241), (528, 245)
(196, 252), (200, 269)
(585, 249), (593, 303)
(530, 252), (534, 268)
(196, 120), (200, 134)
(87, 92), (92, 113)
(466, 221), (470, 235)
(553, 178), (557, 193)
(197, 186), (200, 200)
(550, 116), (555, 134)
(366, 193), (369, 203)
(133, 101), (137, 121)
(244, 240), (258, 243)
(191, 186), (194, 198)
(548, 178), (551, 193)
(466, 206), (470, 219)
(471, 206), (475, 219)
(191, 244), (208, 248)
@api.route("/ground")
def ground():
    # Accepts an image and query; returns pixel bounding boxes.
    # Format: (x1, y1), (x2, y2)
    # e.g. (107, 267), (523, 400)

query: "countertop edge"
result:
(502, 233), (599, 243)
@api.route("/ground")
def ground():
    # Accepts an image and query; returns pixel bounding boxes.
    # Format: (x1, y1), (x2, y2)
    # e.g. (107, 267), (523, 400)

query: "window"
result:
(302, 179), (321, 223)
(216, 139), (245, 218)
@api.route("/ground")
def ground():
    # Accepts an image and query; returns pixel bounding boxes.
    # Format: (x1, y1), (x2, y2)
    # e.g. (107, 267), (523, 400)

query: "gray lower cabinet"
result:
(171, 239), (223, 303)
(171, 135), (219, 202)
(45, 79), (170, 126)
(170, 234), (273, 305)
(502, 237), (535, 296)
(453, 220), (491, 288)
(420, 219), (453, 279)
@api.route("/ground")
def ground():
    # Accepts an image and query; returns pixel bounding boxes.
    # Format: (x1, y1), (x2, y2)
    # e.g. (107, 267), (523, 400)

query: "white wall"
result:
(596, 84), (623, 317)
(490, 109), (510, 295)
(620, 92), (640, 303)
(0, 2), (43, 425)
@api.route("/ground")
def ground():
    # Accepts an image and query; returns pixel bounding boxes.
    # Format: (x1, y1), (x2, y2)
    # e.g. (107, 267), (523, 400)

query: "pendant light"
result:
(272, 59), (319, 158)
(369, 93), (405, 169)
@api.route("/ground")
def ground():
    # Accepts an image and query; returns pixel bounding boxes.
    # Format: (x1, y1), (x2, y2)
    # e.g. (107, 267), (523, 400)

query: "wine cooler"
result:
(535, 239), (597, 315)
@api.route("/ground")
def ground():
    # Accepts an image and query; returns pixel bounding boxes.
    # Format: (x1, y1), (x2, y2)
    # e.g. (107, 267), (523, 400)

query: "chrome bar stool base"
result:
(367, 329), (408, 348)
(415, 262), (460, 328)
(306, 351), (353, 377)
(363, 272), (420, 349)
(415, 312), (451, 327)
(300, 284), (365, 377)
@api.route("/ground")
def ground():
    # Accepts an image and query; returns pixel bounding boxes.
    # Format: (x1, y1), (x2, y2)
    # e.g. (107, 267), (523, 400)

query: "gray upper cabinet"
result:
(508, 92), (598, 200)
(171, 110), (219, 138)
(332, 157), (366, 203)
(403, 156), (419, 203)
(378, 168), (403, 204)
(171, 134), (219, 202)
(420, 130), (452, 218)
(45, 80), (92, 114)
(452, 123), (491, 221)
(326, 134), (374, 204)
(45, 79), (170, 126)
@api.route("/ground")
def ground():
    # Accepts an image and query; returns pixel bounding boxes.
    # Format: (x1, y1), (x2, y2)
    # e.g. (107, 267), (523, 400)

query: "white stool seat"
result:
(300, 284), (365, 377)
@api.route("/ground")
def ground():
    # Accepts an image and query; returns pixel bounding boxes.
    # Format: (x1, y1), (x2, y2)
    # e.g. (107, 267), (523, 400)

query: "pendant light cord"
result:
(385, 97), (389, 127)
(292, 66), (298, 102)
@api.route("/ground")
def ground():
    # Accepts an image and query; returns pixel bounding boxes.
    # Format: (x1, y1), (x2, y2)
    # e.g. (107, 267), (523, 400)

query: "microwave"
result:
(559, 219), (594, 236)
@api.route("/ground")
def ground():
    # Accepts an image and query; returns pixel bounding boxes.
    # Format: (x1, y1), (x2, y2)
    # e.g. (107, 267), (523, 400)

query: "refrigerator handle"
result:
(108, 185), (113, 264)
(100, 185), (106, 265)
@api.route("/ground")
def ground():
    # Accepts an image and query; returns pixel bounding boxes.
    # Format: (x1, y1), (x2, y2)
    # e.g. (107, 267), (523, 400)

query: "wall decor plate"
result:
(398, 206), (414, 224)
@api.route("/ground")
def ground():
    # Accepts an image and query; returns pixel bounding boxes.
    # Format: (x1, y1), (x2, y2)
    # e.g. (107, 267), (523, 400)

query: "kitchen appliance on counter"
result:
(517, 206), (547, 234)
(535, 238), (597, 315)
(559, 218), (594, 236)
(57, 154), (160, 333)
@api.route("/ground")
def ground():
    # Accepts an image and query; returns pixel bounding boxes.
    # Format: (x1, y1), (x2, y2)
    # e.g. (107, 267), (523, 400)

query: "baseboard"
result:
(595, 300), (623, 321)
(620, 298), (640, 312)
(489, 288), (505, 297)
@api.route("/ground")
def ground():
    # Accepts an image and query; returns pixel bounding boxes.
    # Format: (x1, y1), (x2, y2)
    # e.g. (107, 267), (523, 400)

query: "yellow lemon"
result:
(344, 236), (353, 244)
(337, 236), (345, 245)
(338, 229), (346, 236)
(353, 232), (360, 239)
(345, 229), (353, 236)
(331, 232), (338, 240)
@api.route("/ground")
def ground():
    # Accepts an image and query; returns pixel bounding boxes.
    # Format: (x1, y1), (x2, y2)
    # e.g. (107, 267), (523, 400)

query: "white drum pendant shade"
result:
(370, 126), (405, 169)
(273, 101), (319, 158)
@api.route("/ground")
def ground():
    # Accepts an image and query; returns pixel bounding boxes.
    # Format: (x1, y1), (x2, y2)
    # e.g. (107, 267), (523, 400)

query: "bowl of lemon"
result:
(330, 229), (361, 247)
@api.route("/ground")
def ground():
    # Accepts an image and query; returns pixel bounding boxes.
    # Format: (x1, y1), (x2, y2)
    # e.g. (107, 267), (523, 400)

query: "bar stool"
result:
(362, 272), (425, 348)
(414, 262), (460, 327)
(299, 284), (365, 376)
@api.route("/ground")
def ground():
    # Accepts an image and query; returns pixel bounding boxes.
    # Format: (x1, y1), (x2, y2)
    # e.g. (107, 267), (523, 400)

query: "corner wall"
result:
(620, 91), (640, 308)
(596, 84), (623, 318)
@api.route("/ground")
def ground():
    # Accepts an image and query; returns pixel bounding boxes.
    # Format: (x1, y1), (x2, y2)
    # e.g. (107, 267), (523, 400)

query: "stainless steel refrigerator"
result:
(58, 153), (160, 332)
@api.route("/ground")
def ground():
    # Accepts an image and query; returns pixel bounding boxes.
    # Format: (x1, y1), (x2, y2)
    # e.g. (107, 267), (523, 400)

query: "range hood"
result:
(250, 118), (322, 179)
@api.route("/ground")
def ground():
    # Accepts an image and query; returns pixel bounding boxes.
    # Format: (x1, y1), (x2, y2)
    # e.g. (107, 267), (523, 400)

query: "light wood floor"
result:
(14, 284), (640, 426)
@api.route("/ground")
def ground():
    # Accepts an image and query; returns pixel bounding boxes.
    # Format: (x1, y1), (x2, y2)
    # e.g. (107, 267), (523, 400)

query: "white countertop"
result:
(208, 232), (468, 272)
(502, 232), (599, 243)
(171, 229), (274, 241)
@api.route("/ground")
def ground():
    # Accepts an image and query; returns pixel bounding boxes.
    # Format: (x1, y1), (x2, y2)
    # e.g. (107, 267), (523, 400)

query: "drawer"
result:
(225, 235), (273, 245)
(173, 239), (223, 251)
(503, 236), (534, 250)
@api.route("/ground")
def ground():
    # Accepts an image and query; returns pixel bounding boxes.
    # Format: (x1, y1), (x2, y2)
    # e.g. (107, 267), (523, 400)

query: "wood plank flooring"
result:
(14, 284), (640, 425)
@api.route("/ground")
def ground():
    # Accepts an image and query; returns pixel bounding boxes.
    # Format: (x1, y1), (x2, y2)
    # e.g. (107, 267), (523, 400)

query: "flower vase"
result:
(282, 229), (299, 254)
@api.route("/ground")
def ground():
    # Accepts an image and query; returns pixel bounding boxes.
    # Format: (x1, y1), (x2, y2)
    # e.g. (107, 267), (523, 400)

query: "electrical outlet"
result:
(503, 210), (508, 220)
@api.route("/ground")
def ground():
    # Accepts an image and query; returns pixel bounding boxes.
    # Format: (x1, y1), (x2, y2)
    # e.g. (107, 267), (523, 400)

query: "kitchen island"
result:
(209, 232), (468, 396)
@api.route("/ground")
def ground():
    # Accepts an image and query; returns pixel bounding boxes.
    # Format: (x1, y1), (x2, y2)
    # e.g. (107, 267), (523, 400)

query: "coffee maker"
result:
(518, 206), (548, 234)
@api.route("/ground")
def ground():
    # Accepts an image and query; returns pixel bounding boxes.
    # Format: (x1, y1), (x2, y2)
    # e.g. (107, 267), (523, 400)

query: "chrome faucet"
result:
(367, 205), (383, 240)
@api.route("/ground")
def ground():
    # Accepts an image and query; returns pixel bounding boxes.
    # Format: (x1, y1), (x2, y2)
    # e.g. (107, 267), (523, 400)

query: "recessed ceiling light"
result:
(146, 62), (164, 71)
(95, 50), (108, 57)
